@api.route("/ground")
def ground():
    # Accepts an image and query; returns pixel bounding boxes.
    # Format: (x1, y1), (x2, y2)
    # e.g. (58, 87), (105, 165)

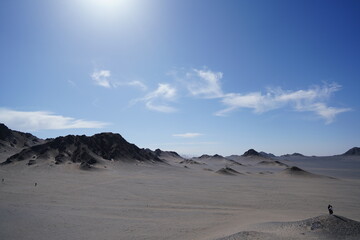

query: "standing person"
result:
(328, 204), (333, 215)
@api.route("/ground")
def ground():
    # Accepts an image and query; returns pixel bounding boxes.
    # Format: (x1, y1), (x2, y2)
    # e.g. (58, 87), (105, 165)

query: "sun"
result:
(89, 0), (123, 8)
(85, 0), (133, 12)
(76, 0), (138, 19)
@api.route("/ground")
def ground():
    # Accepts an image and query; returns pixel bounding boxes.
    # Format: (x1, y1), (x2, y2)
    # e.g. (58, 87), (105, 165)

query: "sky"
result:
(0, 0), (359, 156)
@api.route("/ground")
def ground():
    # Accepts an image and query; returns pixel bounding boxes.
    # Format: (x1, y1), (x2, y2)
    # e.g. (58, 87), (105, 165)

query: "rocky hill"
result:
(343, 147), (360, 156)
(2, 132), (162, 167)
(0, 123), (44, 159)
(0, 123), (43, 148)
(242, 149), (260, 157)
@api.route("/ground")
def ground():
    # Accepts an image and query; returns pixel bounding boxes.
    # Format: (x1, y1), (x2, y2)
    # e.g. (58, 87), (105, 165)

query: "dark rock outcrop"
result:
(154, 148), (182, 158)
(0, 123), (43, 149)
(216, 167), (241, 176)
(2, 132), (162, 166)
(259, 151), (276, 158)
(242, 149), (260, 157)
(281, 152), (305, 157)
(343, 147), (360, 156)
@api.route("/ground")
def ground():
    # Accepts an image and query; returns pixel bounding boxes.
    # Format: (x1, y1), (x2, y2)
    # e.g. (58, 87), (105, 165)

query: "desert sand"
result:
(1, 126), (360, 239)
(1, 154), (360, 240)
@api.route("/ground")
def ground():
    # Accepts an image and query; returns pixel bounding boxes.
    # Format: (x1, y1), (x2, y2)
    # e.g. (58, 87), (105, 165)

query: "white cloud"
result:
(169, 67), (349, 123)
(91, 70), (112, 88)
(0, 108), (109, 131)
(216, 92), (274, 115)
(173, 133), (203, 138)
(127, 80), (147, 91)
(170, 67), (349, 123)
(133, 83), (177, 113)
(186, 68), (224, 98)
(144, 83), (177, 100)
(215, 83), (350, 123)
(91, 69), (147, 90)
(145, 102), (177, 113)
(295, 102), (351, 124)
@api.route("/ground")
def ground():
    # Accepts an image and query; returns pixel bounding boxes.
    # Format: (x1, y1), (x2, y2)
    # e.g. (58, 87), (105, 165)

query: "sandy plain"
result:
(1, 153), (360, 240)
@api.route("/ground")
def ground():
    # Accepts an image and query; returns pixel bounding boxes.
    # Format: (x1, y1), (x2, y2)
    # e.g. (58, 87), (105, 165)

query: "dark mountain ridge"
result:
(154, 148), (182, 158)
(1, 124), (359, 169)
(0, 123), (44, 160)
(242, 149), (260, 157)
(2, 132), (162, 167)
(0, 123), (43, 148)
(343, 147), (360, 156)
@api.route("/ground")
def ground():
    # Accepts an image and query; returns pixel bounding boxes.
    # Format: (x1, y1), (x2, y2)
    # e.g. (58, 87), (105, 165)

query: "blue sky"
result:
(1, 0), (359, 156)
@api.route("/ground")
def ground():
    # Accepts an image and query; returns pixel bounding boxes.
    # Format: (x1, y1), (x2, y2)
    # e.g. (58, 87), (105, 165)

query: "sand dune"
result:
(258, 160), (289, 167)
(216, 167), (242, 176)
(190, 154), (244, 168)
(279, 166), (336, 179)
(217, 214), (360, 240)
(180, 159), (204, 165)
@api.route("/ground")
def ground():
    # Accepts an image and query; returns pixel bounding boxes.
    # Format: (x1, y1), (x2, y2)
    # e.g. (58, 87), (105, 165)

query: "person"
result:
(328, 204), (333, 215)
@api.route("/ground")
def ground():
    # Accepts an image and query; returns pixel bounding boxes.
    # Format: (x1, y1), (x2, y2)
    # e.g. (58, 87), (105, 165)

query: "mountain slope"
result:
(343, 147), (360, 156)
(0, 123), (44, 159)
(2, 132), (162, 167)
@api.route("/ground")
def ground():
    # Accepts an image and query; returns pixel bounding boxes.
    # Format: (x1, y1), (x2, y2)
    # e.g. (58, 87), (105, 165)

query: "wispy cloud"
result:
(126, 80), (147, 91)
(172, 133), (203, 138)
(133, 83), (177, 113)
(91, 69), (112, 88)
(170, 67), (349, 123)
(91, 67), (349, 123)
(216, 83), (351, 123)
(68, 80), (77, 87)
(0, 108), (109, 131)
(295, 102), (351, 124)
(91, 69), (147, 90)
(186, 68), (224, 98)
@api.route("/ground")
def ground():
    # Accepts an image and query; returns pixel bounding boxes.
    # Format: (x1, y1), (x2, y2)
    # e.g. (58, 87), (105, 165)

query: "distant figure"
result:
(34, 182), (37, 187)
(328, 204), (333, 215)
(1, 178), (4, 183)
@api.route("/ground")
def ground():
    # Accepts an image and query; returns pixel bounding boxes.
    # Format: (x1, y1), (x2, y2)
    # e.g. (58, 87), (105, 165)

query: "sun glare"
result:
(89, 0), (124, 8)
(77, 0), (138, 19)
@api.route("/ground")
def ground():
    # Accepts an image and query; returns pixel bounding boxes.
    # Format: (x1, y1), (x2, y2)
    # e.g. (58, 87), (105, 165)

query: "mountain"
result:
(150, 148), (185, 164)
(154, 148), (182, 159)
(192, 154), (227, 161)
(242, 149), (260, 157)
(197, 154), (212, 159)
(259, 151), (276, 158)
(0, 123), (44, 159)
(2, 132), (162, 167)
(191, 154), (243, 166)
(343, 147), (360, 156)
(0, 123), (43, 148)
(281, 152), (305, 157)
